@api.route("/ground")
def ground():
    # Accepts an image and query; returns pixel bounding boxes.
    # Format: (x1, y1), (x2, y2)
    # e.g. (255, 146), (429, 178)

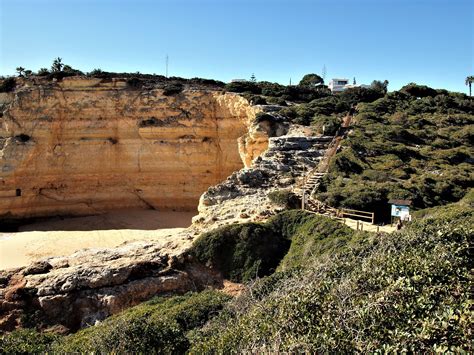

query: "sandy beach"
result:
(0, 210), (196, 270)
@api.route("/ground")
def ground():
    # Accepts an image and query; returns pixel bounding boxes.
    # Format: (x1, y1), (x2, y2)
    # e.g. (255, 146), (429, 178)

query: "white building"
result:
(328, 78), (369, 93)
(328, 78), (349, 92)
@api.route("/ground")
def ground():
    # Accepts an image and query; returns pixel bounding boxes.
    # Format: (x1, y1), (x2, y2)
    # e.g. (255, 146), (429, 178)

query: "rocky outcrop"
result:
(0, 231), (229, 332)
(194, 128), (333, 230)
(0, 77), (264, 220)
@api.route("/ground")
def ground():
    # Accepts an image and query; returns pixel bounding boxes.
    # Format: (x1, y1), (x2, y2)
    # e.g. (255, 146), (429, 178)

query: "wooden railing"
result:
(339, 208), (374, 224)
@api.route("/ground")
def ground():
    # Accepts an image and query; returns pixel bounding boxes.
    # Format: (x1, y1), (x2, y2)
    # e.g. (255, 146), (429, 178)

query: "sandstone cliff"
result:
(0, 77), (262, 220)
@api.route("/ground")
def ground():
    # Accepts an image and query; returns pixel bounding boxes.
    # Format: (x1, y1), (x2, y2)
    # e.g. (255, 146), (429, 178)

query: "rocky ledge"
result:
(0, 230), (231, 332)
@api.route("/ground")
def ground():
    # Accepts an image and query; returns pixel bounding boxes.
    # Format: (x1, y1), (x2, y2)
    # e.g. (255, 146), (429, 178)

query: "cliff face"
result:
(0, 78), (261, 219)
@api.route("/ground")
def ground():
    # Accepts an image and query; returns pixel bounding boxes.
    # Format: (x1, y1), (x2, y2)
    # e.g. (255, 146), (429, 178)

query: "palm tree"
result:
(51, 57), (63, 72)
(465, 76), (474, 97)
(15, 66), (25, 77)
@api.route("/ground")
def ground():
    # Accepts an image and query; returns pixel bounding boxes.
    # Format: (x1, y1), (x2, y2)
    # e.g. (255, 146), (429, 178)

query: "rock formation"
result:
(0, 77), (262, 220)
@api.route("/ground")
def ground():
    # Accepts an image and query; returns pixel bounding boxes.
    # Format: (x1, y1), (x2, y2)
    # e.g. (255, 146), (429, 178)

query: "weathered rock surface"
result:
(0, 77), (263, 219)
(194, 129), (333, 230)
(0, 230), (228, 331)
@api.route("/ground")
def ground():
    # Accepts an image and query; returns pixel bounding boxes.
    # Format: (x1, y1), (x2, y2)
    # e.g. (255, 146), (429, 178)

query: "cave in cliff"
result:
(0, 77), (263, 225)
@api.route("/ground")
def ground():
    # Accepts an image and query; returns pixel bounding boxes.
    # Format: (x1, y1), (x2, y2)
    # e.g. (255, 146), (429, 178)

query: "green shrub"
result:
(190, 222), (290, 282)
(247, 95), (267, 105)
(311, 114), (341, 135)
(0, 77), (16, 92)
(162, 82), (184, 95)
(53, 291), (230, 353)
(330, 149), (366, 175)
(318, 85), (473, 219)
(400, 83), (438, 98)
(268, 189), (300, 209)
(126, 77), (142, 88)
(0, 329), (58, 354)
(266, 96), (287, 106)
(225, 81), (261, 94)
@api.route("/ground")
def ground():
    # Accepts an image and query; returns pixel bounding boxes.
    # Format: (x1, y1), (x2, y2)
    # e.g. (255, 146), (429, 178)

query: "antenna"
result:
(165, 55), (169, 78)
(289, 78), (292, 86)
(322, 64), (327, 83)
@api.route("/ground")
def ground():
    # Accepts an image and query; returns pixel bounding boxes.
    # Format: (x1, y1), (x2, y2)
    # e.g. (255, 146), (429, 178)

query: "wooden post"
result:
(361, 223), (364, 231)
(377, 225), (380, 232)
(356, 220), (359, 230)
(301, 190), (305, 210)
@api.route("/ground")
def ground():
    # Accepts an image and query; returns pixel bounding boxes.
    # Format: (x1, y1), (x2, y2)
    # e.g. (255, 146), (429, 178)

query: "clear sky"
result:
(0, 0), (472, 93)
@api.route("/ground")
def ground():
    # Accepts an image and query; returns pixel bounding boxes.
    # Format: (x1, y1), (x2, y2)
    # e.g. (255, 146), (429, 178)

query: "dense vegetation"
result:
(1, 291), (230, 354)
(314, 84), (473, 220)
(190, 211), (353, 282)
(190, 193), (472, 352)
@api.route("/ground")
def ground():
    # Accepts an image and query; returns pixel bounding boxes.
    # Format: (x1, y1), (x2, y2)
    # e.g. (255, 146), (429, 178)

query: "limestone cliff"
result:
(0, 77), (263, 219)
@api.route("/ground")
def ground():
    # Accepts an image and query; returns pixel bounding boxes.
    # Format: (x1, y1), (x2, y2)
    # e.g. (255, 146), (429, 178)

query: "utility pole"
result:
(165, 55), (169, 78)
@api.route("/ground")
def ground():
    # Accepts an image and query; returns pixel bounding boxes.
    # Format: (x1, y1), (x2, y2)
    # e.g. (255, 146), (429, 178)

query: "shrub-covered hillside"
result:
(314, 84), (473, 220)
(2, 193), (471, 353)
(190, 192), (472, 353)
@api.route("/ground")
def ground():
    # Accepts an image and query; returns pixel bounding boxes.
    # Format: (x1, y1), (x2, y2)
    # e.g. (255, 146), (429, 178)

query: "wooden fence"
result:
(339, 208), (374, 224)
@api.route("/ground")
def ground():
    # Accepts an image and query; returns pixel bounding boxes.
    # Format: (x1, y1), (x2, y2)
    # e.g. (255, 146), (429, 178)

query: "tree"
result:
(299, 73), (324, 86)
(465, 76), (474, 97)
(16, 66), (25, 77)
(371, 79), (389, 94)
(88, 68), (104, 77)
(250, 73), (256, 82)
(37, 68), (50, 76)
(51, 57), (63, 72)
(24, 70), (32, 77)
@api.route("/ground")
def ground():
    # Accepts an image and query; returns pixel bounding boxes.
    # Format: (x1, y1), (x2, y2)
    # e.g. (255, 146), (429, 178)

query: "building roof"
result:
(388, 199), (412, 206)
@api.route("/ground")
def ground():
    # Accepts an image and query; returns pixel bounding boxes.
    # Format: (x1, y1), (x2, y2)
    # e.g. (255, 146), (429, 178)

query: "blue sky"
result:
(0, 0), (472, 92)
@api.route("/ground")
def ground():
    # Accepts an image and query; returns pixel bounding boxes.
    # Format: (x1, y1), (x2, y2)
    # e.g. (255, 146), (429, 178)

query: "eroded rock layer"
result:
(0, 78), (259, 219)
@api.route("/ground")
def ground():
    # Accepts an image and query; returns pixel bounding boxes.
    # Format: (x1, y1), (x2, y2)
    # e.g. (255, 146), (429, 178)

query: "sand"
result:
(0, 210), (196, 270)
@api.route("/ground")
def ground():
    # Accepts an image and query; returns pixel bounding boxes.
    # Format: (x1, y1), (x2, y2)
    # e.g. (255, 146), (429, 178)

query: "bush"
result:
(400, 83), (438, 98)
(318, 85), (473, 219)
(53, 291), (230, 353)
(0, 329), (58, 353)
(299, 73), (324, 86)
(190, 222), (290, 282)
(311, 114), (341, 135)
(247, 95), (267, 105)
(330, 149), (366, 175)
(0, 77), (16, 92)
(225, 81), (261, 94)
(268, 190), (300, 209)
(266, 96), (287, 106)
(126, 77), (142, 88)
(162, 82), (184, 95)
(36, 68), (50, 76)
